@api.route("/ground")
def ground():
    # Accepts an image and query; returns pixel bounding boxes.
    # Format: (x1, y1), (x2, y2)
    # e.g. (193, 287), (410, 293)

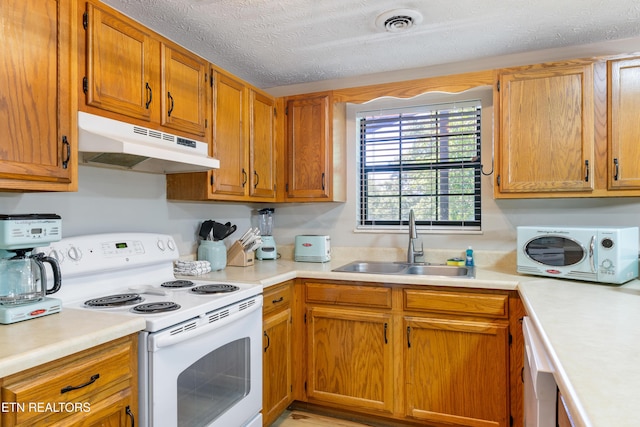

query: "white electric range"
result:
(37, 233), (263, 427)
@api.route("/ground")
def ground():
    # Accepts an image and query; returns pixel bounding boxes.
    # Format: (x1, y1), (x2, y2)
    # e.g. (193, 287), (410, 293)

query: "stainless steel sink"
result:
(332, 261), (474, 279)
(404, 264), (470, 277)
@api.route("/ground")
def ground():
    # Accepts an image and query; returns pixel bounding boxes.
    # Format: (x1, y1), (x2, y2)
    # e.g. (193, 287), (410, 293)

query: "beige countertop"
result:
(0, 309), (145, 378)
(2, 246), (637, 427)
(194, 249), (640, 427)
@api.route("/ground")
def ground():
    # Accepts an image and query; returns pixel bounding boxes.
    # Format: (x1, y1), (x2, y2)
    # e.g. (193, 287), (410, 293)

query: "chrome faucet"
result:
(407, 209), (424, 264)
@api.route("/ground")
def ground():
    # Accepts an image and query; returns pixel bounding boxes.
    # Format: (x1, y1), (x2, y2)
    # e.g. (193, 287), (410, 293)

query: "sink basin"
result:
(333, 261), (408, 274)
(404, 264), (470, 277)
(332, 261), (474, 279)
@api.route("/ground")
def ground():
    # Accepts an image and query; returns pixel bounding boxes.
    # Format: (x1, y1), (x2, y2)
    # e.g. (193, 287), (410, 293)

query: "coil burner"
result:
(160, 280), (195, 288)
(84, 293), (143, 307)
(132, 301), (181, 314)
(190, 284), (240, 294)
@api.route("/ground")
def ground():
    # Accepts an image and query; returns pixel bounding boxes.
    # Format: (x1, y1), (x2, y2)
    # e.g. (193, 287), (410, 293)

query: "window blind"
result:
(357, 100), (481, 230)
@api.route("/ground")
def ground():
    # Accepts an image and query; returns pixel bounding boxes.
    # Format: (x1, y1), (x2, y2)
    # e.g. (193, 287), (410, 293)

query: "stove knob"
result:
(157, 240), (166, 251)
(167, 239), (176, 251)
(67, 246), (82, 261)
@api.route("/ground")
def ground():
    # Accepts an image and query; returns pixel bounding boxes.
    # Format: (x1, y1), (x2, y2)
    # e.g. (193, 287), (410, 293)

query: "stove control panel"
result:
(35, 233), (179, 278)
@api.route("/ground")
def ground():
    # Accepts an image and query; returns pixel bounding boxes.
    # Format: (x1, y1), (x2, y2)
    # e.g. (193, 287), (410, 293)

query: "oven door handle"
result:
(149, 297), (262, 351)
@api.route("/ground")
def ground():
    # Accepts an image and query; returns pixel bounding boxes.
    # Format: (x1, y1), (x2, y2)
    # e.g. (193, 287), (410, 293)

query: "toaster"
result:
(294, 235), (331, 263)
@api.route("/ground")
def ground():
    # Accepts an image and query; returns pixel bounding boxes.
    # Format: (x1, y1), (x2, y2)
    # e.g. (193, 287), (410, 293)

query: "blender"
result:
(0, 214), (63, 324)
(256, 208), (277, 260)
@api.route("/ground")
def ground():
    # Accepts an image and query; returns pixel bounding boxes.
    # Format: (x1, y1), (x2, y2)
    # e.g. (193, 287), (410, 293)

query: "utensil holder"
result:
(227, 241), (255, 267)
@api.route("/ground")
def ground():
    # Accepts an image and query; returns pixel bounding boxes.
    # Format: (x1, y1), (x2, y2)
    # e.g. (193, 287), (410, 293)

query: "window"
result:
(357, 100), (481, 230)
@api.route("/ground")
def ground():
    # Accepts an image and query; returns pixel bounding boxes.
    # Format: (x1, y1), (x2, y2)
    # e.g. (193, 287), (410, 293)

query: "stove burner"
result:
(85, 293), (143, 307)
(191, 284), (240, 294)
(161, 280), (195, 288)
(132, 302), (181, 314)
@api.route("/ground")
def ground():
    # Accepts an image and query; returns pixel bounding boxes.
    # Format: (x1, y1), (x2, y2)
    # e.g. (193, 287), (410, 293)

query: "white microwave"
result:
(517, 226), (639, 284)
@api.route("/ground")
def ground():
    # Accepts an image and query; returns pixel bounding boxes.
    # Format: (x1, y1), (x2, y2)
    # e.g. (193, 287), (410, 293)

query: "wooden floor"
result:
(271, 410), (374, 427)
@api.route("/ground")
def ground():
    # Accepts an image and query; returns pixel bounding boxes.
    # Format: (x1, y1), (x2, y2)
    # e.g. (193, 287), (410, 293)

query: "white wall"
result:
(2, 160), (639, 258)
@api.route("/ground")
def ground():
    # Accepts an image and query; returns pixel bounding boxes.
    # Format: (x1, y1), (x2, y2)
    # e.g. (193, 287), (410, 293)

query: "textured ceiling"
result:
(102, 0), (640, 89)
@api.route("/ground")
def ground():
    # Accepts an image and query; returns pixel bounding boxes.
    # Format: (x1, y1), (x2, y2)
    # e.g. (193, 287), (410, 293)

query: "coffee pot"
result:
(0, 213), (63, 323)
(0, 250), (62, 306)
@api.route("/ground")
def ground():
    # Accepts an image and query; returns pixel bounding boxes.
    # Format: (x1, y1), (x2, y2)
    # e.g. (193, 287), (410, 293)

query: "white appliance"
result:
(294, 235), (331, 263)
(78, 112), (220, 174)
(522, 317), (557, 427)
(517, 226), (639, 284)
(37, 233), (262, 427)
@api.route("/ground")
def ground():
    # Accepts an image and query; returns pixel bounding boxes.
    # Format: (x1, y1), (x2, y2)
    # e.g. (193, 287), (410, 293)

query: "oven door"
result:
(139, 295), (263, 427)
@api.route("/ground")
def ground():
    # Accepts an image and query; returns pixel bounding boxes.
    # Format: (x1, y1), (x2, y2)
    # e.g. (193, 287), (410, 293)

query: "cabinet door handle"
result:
(61, 136), (71, 169)
(242, 169), (247, 187)
(254, 170), (260, 188)
(145, 82), (152, 109)
(126, 405), (135, 427)
(384, 322), (388, 344)
(61, 373), (99, 394)
(584, 159), (589, 182)
(321, 172), (326, 190)
(167, 92), (174, 117)
(406, 326), (411, 348)
(263, 331), (270, 353)
(614, 158), (619, 181)
(272, 296), (284, 304)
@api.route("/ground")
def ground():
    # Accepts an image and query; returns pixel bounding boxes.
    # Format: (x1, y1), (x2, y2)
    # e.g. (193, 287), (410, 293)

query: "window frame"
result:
(355, 98), (483, 231)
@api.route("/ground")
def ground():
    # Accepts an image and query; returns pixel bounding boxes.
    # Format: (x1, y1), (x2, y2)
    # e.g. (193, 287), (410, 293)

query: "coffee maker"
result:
(256, 208), (277, 260)
(0, 214), (63, 324)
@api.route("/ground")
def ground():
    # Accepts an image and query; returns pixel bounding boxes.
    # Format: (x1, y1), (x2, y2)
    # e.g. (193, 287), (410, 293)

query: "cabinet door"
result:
(286, 95), (331, 200)
(498, 63), (595, 194)
(0, 0), (75, 190)
(249, 90), (276, 199)
(404, 316), (509, 427)
(212, 72), (248, 196)
(306, 306), (393, 413)
(161, 44), (208, 136)
(608, 57), (640, 189)
(263, 308), (292, 426)
(85, 2), (154, 121)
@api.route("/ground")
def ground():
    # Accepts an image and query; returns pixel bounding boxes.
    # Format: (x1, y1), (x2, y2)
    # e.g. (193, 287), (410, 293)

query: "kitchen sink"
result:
(332, 261), (474, 279)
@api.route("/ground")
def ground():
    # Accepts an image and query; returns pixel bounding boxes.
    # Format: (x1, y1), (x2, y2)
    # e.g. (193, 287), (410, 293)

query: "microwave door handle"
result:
(589, 235), (596, 273)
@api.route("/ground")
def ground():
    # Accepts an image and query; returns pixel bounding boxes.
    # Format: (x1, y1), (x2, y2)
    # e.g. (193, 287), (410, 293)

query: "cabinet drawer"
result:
(1, 337), (134, 426)
(263, 282), (293, 316)
(306, 282), (392, 309)
(404, 289), (508, 318)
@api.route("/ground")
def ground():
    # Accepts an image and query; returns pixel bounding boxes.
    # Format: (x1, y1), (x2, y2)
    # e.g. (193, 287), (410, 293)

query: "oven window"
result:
(177, 338), (251, 427)
(525, 236), (585, 266)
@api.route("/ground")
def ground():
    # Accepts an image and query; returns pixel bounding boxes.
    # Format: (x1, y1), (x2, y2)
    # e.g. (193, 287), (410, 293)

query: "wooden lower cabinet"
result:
(404, 316), (509, 426)
(292, 280), (519, 427)
(262, 281), (294, 426)
(0, 334), (137, 427)
(306, 306), (394, 414)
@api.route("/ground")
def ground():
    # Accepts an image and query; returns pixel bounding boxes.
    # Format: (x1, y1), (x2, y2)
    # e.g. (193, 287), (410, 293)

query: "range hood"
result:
(77, 112), (219, 174)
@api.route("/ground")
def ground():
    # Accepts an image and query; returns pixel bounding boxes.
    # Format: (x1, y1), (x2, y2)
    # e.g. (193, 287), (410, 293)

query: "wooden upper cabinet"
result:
(608, 56), (640, 190)
(161, 43), (208, 137)
(84, 2), (155, 121)
(0, 0), (76, 191)
(496, 62), (595, 196)
(285, 93), (332, 200)
(249, 90), (277, 199)
(212, 71), (248, 196)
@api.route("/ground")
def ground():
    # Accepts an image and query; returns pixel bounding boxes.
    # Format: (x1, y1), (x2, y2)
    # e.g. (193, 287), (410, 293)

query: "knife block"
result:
(227, 241), (255, 267)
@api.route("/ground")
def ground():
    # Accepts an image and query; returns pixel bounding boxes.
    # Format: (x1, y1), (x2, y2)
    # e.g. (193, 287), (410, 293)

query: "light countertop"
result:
(2, 247), (638, 427)
(0, 309), (145, 378)
(193, 250), (640, 427)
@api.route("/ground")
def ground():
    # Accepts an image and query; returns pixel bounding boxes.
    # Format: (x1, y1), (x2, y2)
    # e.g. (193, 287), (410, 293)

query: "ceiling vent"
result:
(375, 9), (423, 32)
